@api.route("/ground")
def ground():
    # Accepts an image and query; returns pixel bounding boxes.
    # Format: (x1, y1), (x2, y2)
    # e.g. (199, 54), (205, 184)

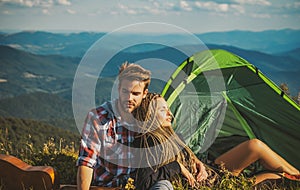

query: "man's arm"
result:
(76, 109), (102, 190)
(77, 165), (93, 190)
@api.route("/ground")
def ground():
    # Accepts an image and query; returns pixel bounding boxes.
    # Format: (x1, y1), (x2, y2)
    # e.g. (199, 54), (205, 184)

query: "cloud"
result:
(57, 0), (71, 6)
(42, 9), (50, 15)
(284, 1), (300, 10)
(143, 5), (166, 15)
(295, 2), (300, 8)
(180, 1), (192, 11)
(105, 1), (241, 16)
(2, 10), (11, 14)
(233, 0), (271, 6)
(117, 3), (138, 15)
(250, 13), (271, 18)
(0, 0), (71, 8)
(0, 0), (52, 8)
(194, 1), (230, 12)
(67, 9), (76, 14)
(157, 1), (243, 15)
(114, 2), (168, 16)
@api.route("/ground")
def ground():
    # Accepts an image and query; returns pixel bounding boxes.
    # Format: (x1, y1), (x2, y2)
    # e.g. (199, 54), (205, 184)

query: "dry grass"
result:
(1, 132), (299, 190)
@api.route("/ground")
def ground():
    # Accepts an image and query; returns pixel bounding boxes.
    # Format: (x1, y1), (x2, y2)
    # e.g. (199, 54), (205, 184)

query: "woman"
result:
(132, 93), (299, 189)
(132, 93), (206, 190)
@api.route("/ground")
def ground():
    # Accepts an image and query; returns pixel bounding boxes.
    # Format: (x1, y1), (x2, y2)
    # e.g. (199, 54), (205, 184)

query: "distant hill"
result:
(0, 92), (72, 119)
(276, 48), (300, 61)
(0, 31), (105, 57)
(1, 29), (300, 57)
(1, 44), (299, 98)
(0, 45), (79, 98)
(0, 116), (80, 151)
(0, 92), (78, 132)
(0, 45), (79, 77)
(198, 29), (300, 54)
(0, 44), (187, 99)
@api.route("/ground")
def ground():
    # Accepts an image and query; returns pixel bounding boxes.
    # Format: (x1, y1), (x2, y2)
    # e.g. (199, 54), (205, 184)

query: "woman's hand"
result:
(192, 157), (208, 182)
(178, 162), (196, 187)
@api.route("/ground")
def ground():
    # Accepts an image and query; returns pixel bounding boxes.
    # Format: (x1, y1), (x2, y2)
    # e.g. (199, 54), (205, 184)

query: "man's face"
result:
(118, 79), (148, 113)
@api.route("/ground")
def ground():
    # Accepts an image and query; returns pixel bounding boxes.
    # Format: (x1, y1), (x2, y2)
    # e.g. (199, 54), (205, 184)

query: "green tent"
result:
(161, 49), (300, 169)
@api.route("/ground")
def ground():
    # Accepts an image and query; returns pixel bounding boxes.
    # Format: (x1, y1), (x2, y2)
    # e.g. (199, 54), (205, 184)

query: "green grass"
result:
(1, 130), (299, 189)
(0, 130), (78, 185)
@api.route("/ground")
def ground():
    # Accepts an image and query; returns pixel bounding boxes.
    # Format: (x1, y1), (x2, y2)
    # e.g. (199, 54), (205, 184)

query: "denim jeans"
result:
(149, 180), (173, 190)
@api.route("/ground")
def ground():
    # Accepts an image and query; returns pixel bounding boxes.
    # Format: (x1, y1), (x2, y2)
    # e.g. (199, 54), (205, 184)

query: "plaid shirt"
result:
(76, 101), (136, 187)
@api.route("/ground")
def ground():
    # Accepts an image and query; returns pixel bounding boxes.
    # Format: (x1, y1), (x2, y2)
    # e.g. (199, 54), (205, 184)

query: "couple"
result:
(76, 62), (299, 189)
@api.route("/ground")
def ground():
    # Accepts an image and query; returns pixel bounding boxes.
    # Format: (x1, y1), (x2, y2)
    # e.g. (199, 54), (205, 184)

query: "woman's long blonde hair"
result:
(133, 93), (196, 172)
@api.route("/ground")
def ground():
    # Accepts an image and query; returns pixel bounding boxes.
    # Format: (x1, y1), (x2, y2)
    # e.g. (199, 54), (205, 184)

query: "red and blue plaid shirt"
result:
(76, 101), (136, 187)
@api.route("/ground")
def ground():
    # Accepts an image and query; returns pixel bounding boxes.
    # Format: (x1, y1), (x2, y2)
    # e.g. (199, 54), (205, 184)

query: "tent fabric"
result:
(161, 49), (300, 169)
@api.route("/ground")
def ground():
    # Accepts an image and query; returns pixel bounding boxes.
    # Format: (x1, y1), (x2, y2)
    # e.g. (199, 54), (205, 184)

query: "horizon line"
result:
(1, 28), (300, 35)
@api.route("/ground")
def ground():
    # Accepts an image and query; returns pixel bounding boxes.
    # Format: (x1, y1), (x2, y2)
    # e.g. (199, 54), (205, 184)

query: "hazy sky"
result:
(0, 0), (300, 33)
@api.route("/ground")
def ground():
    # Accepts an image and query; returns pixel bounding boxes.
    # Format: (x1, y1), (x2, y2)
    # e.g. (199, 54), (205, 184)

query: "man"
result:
(76, 62), (207, 190)
(76, 62), (151, 189)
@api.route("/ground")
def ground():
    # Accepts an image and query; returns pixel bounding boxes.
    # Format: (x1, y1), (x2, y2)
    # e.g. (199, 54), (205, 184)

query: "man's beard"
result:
(121, 100), (135, 113)
(118, 100), (140, 125)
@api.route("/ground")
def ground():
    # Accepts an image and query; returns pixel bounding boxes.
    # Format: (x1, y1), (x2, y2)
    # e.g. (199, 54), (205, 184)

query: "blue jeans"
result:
(149, 180), (173, 190)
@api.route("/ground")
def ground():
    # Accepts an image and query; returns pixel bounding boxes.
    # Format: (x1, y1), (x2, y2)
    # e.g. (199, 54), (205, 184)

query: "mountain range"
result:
(1, 29), (300, 57)
(0, 29), (299, 133)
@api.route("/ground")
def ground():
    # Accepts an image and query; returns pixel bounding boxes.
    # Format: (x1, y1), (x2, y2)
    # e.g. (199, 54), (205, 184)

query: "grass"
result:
(1, 131), (299, 189)
(0, 133), (78, 186)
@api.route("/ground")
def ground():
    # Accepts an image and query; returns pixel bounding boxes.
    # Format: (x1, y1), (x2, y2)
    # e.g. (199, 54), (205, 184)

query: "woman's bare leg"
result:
(214, 139), (299, 177)
(254, 172), (281, 184)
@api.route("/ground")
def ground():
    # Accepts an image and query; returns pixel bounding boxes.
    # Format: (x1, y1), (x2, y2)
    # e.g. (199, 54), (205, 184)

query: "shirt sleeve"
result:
(76, 110), (102, 168)
(133, 161), (181, 190)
